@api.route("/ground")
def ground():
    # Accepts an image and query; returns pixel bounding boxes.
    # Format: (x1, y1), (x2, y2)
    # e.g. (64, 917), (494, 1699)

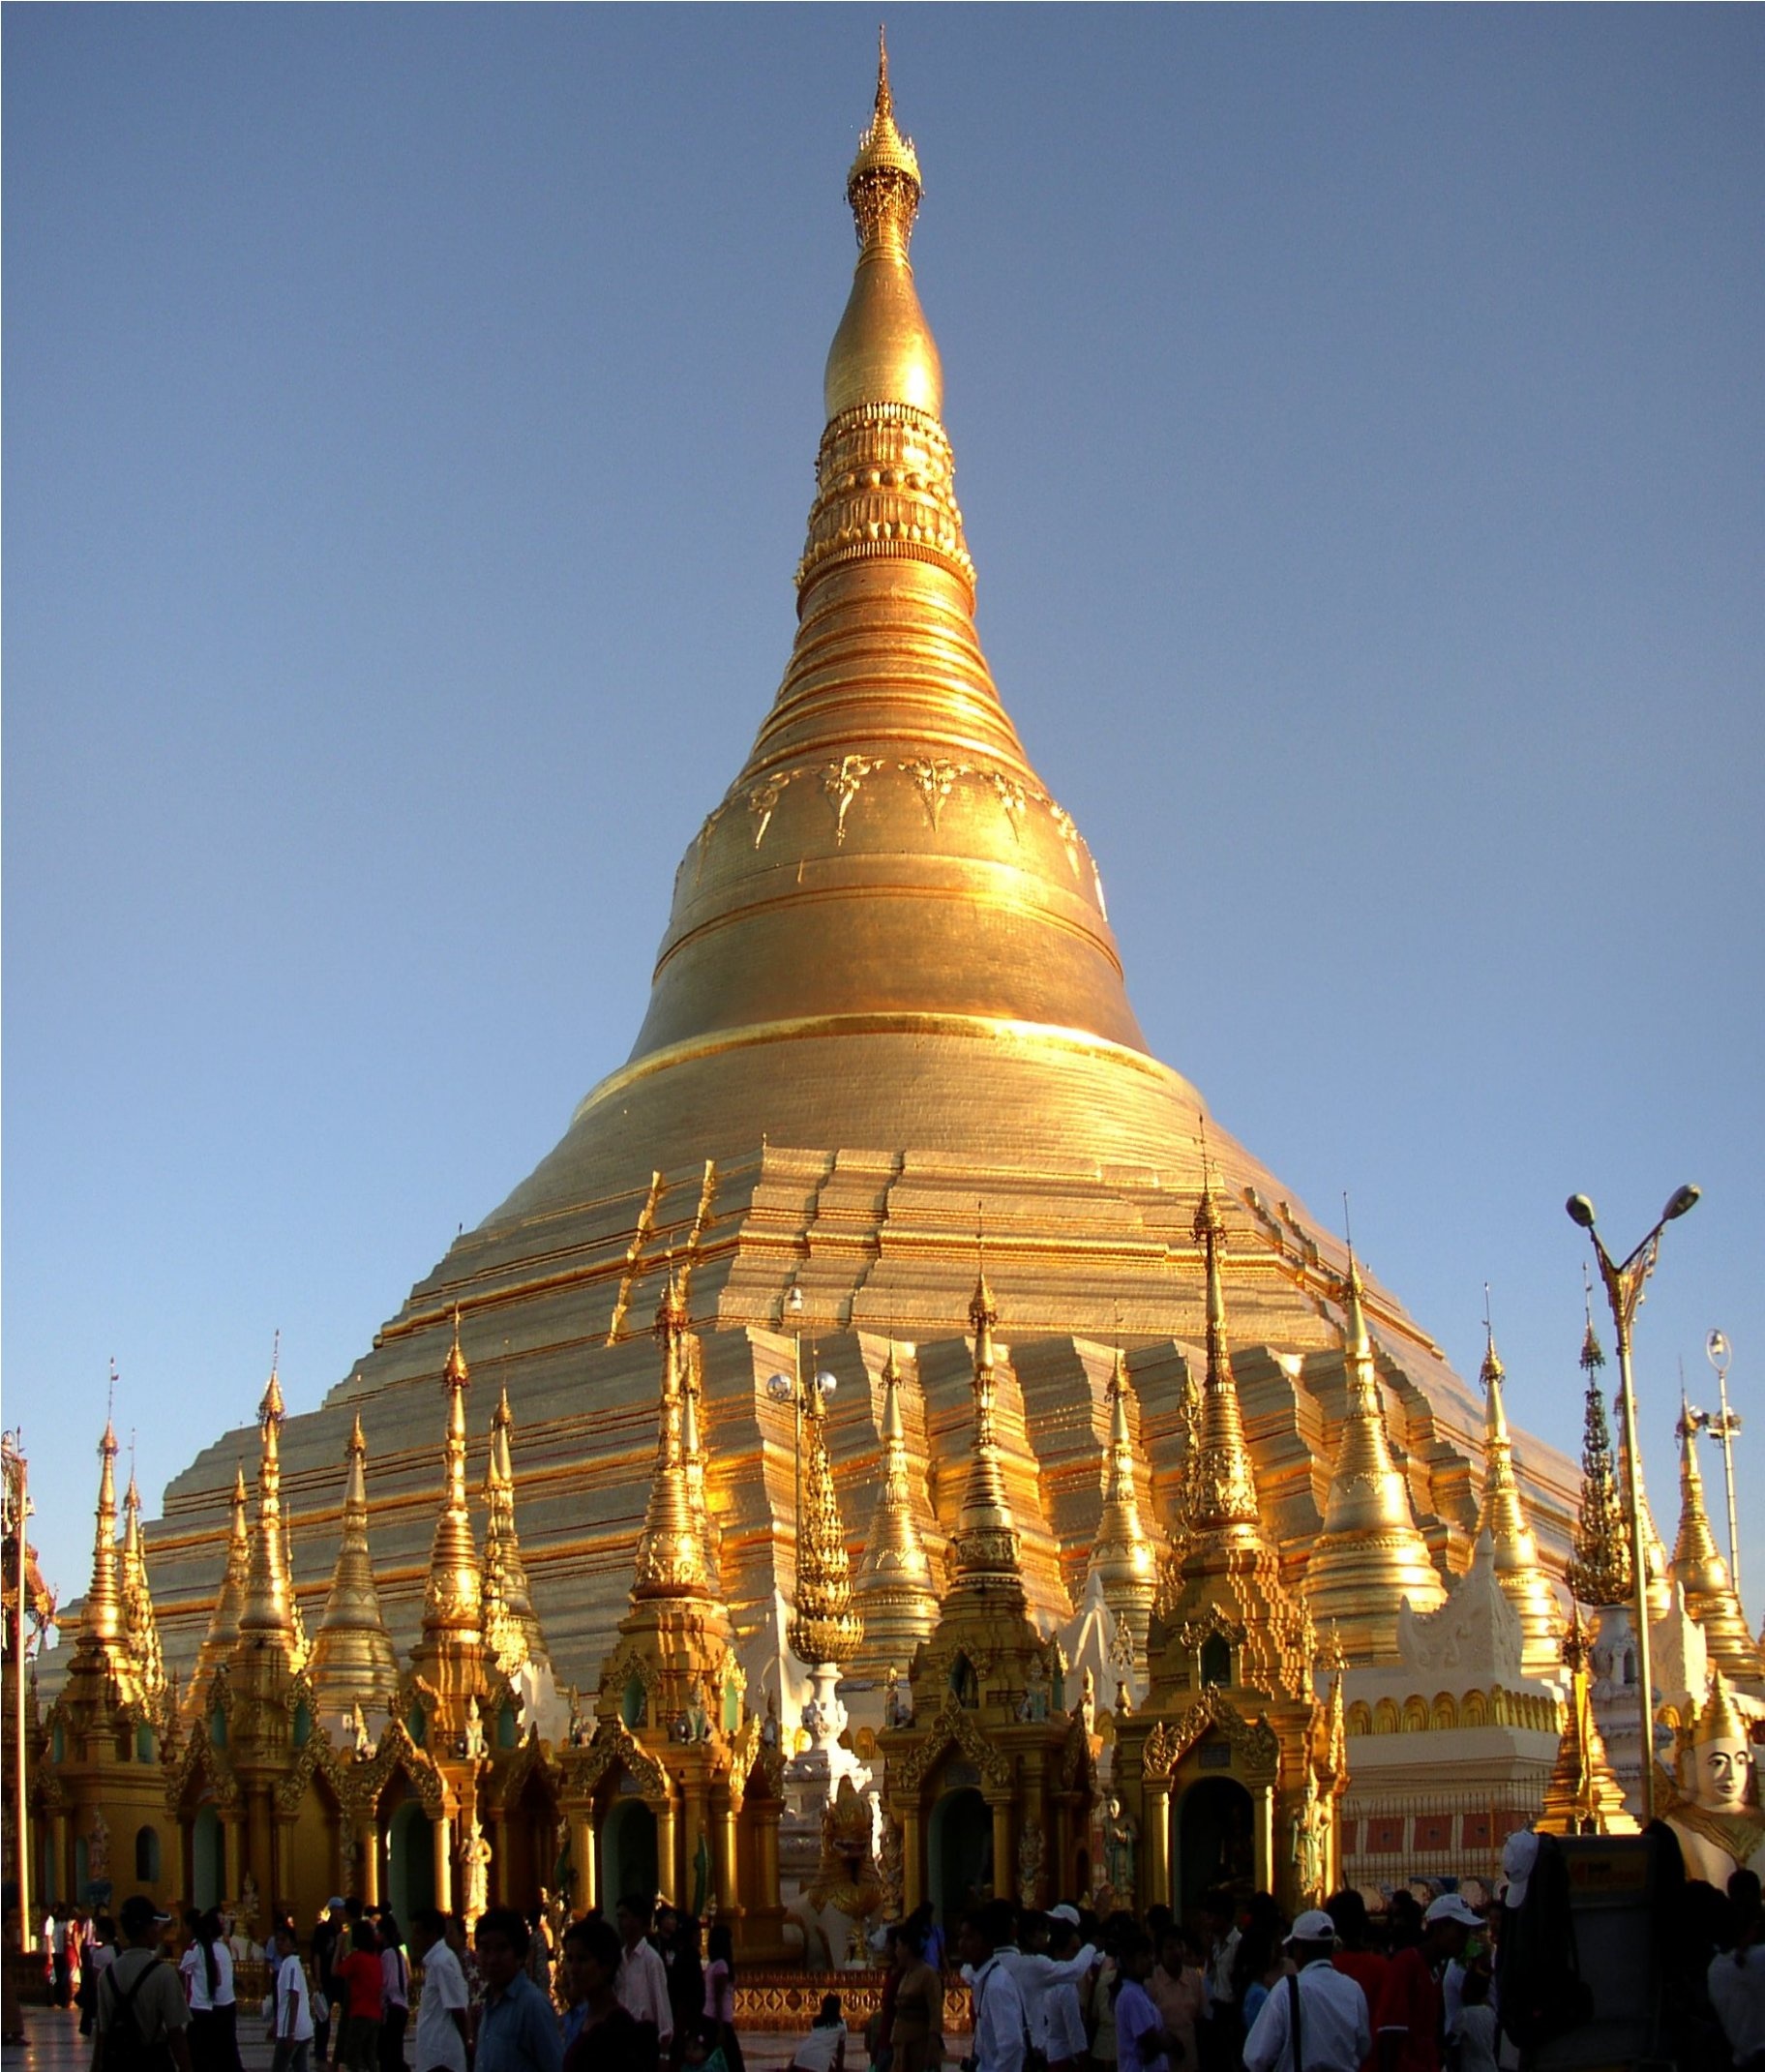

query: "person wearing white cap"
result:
(1377, 1895), (1481, 2072)
(1241, 1911), (1370, 2072)
(1041, 1908), (1092, 2072)
(993, 1906), (1099, 2060)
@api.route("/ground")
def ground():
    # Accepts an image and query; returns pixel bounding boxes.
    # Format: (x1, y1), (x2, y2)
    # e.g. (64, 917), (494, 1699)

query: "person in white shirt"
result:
(1241, 1913), (1370, 2072)
(1040, 1913), (1092, 2072)
(408, 1910), (469, 2072)
(613, 1894), (673, 2059)
(270, 1924), (315, 2072)
(999, 1906), (1099, 2057)
(962, 1903), (1031, 2072)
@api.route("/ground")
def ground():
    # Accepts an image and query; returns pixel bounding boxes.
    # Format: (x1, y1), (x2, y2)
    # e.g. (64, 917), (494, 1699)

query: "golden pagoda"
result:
(1671, 1401), (1759, 1689)
(787, 1364), (863, 1674)
(851, 1343), (941, 1681)
(187, 1463), (250, 1719)
(115, 42), (1581, 1779)
(878, 1265), (1092, 1919)
(1302, 1255), (1447, 1661)
(1472, 1321), (1562, 1680)
(482, 1390), (551, 1681)
(119, 1462), (167, 1710)
(1117, 1180), (1338, 1914)
(405, 1312), (494, 1745)
(1087, 1349), (1160, 1667)
(1538, 1607), (1636, 1837)
(307, 1413), (402, 1727)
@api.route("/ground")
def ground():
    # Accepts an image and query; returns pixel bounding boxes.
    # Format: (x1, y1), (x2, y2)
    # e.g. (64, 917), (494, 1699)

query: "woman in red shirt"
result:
(337, 1921), (385, 2072)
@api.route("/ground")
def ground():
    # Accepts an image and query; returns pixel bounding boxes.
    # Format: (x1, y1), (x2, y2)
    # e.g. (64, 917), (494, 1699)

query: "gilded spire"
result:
(189, 1462), (251, 1715)
(1473, 1313), (1563, 1679)
(949, 1263), (1026, 1600)
(1185, 1180), (1262, 1537)
(673, 1290), (717, 1577)
(1617, 1417), (1672, 1623)
(308, 1412), (401, 1723)
(481, 1387), (550, 1679)
(1086, 1347), (1159, 1659)
(421, 1308), (484, 1639)
(120, 1460), (166, 1707)
(853, 1341), (940, 1674)
(787, 1362), (863, 1671)
(75, 1418), (126, 1657)
(1302, 1250), (1446, 1663)
(1671, 1400), (1759, 1686)
(634, 1276), (714, 1597)
(238, 1361), (297, 1648)
(1569, 1309), (1631, 1607)
(1538, 1607), (1638, 1836)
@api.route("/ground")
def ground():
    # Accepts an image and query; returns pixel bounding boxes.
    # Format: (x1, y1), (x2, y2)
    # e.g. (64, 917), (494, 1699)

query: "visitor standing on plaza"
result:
(92, 1897), (194, 2072)
(180, 1909), (241, 2072)
(960, 1904), (1029, 2072)
(613, 1894), (673, 2062)
(269, 1922), (314, 2072)
(337, 1920), (384, 2072)
(473, 1908), (563, 2072)
(79, 1915), (118, 2040)
(311, 1901), (344, 2066)
(407, 1912), (468, 2072)
(376, 1914), (410, 2072)
(1241, 1912), (1373, 2072)
(559, 1917), (647, 2072)
(1378, 1894), (1481, 2072)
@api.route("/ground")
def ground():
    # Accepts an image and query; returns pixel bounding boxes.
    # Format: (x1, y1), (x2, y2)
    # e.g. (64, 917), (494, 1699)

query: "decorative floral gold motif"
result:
(823, 755), (882, 846)
(902, 758), (962, 830)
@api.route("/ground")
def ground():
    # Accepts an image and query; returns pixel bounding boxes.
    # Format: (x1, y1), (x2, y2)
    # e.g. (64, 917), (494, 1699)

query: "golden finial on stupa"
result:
(846, 27), (923, 250)
(308, 1405), (400, 1723)
(481, 1384), (550, 1679)
(120, 1456), (166, 1706)
(189, 1460), (252, 1716)
(1569, 1294), (1631, 1608)
(238, 1346), (297, 1647)
(76, 1415), (125, 1651)
(787, 1356), (863, 1671)
(1472, 1297), (1563, 1679)
(1539, 1604), (1638, 1836)
(1086, 1346), (1159, 1659)
(1302, 1244), (1446, 1663)
(1671, 1396), (1759, 1686)
(1185, 1175), (1262, 1537)
(421, 1307), (484, 1639)
(950, 1248), (1025, 1600)
(853, 1340), (940, 1673)
(633, 1274), (714, 1599)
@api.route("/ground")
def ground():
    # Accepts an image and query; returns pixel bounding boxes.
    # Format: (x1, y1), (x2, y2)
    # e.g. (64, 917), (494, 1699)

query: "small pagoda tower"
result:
(1303, 1253), (1446, 1662)
(405, 1311), (494, 1746)
(481, 1390), (551, 1682)
(1569, 1314), (1631, 1612)
(1472, 1320), (1563, 1680)
(878, 1261), (1092, 1916)
(1538, 1607), (1637, 1837)
(560, 1274), (780, 1945)
(119, 1462), (166, 1712)
(1671, 1402), (1760, 1689)
(851, 1342), (941, 1683)
(307, 1414), (402, 1729)
(187, 1463), (250, 1719)
(1086, 1349), (1160, 1669)
(1117, 1179), (1339, 1915)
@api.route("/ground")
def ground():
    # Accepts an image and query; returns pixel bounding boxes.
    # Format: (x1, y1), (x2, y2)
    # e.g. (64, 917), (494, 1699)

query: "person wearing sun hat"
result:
(1241, 1910), (1371, 2072)
(92, 1897), (194, 2072)
(1377, 1895), (1481, 2072)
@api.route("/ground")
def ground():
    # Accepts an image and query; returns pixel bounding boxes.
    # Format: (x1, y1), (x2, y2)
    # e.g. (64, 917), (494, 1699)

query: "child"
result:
(788, 1992), (847, 2072)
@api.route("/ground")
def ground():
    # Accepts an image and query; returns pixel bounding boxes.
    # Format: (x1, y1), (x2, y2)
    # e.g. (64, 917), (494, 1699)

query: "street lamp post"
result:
(1567, 1183), (1700, 1825)
(1706, 1330), (1742, 1598)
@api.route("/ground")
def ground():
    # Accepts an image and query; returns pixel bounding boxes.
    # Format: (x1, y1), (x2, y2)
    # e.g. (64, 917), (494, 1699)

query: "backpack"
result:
(98, 1961), (172, 2072)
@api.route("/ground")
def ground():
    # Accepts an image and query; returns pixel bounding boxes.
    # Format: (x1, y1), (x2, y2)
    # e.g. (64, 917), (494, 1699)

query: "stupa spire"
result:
(189, 1462), (251, 1715)
(481, 1386), (550, 1678)
(948, 1254), (1026, 1601)
(120, 1458), (166, 1708)
(1617, 1416), (1673, 1623)
(853, 1341), (940, 1673)
(1303, 1247), (1446, 1662)
(1671, 1398), (1759, 1686)
(75, 1417), (127, 1660)
(634, 1276), (714, 1598)
(1086, 1347), (1158, 1660)
(308, 1412), (401, 1724)
(238, 1359), (297, 1649)
(1473, 1306), (1563, 1679)
(787, 1362), (862, 1672)
(1186, 1177), (1263, 1538)
(420, 1308), (484, 1641)
(1569, 1304), (1631, 1607)
(1538, 1606), (1638, 1836)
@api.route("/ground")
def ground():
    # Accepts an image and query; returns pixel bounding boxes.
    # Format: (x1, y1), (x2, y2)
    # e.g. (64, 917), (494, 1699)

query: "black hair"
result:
(410, 1908), (450, 1942)
(616, 1892), (653, 1928)
(563, 1916), (622, 1972)
(707, 1921), (734, 1973)
(1326, 1888), (1368, 1945)
(474, 1907), (530, 1959)
(196, 1909), (223, 1998)
(814, 1993), (842, 2027)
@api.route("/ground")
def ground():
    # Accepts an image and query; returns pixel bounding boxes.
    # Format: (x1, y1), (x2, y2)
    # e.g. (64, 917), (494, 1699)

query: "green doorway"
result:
(387, 1802), (434, 1925)
(1177, 1777), (1255, 1913)
(929, 1787), (992, 1932)
(192, 1807), (224, 1910)
(600, 1798), (659, 1909)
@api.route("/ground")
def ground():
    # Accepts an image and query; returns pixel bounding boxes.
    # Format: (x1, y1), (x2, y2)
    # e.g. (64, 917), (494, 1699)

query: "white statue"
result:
(459, 1820), (492, 1926)
(1661, 1670), (1765, 1886)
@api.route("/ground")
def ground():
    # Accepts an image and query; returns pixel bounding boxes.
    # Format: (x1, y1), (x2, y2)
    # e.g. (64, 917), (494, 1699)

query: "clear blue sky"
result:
(6, 7), (1761, 1622)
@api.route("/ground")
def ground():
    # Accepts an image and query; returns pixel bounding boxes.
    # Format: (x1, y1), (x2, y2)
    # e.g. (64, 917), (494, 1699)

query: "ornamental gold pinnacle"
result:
(787, 1366), (863, 1671)
(309, 1411), (401, 1722)
(1474, 1316), (1563, 1679)
(853, 1341), (939, 1674)
(950, 1262), (1025, 1599)
(1086, 1347), (1158, 1659)
(421, 1308), (484, 1637)
(189, 1461), (251, 1716)
(1671, 1399), (1759, 1686)
(1569, 1314), (1631, 1607)
(634, 1273), (713, 1598)
(239, 1360), (297, 1647)
(120, 1464), (166, 1707)
(481, 1386), (549, 1678)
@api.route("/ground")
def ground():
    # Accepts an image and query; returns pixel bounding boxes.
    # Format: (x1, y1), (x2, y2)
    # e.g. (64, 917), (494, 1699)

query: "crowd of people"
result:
(45, 1825), (1765, 2072)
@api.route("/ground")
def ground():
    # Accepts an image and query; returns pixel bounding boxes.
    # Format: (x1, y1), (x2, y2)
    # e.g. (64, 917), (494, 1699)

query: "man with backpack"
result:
(90, 1895), (193, 2072)
(1241, 1912), (1372, 2072)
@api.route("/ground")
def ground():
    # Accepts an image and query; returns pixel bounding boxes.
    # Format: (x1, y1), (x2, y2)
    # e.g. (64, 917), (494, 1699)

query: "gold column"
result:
(432, 1814), (453, 1912)
(358, 1823), (380, 1907)
(990, 1800), (1013, 1904)
(51, 1813), (69, 1901)
(488, 1813), (507, 1907)
(1143, 1782), (1171, 1913)
(901, 1808), (923, 1914)
(1254, 1786), (1273, 1896)
(573, 1814), (595, 1915)
(757, 1815), (780, 1916)
(683, 1786), (708, 1911)
(716, 1804), (740, 1920)
(655, 1799), (678, 1907)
